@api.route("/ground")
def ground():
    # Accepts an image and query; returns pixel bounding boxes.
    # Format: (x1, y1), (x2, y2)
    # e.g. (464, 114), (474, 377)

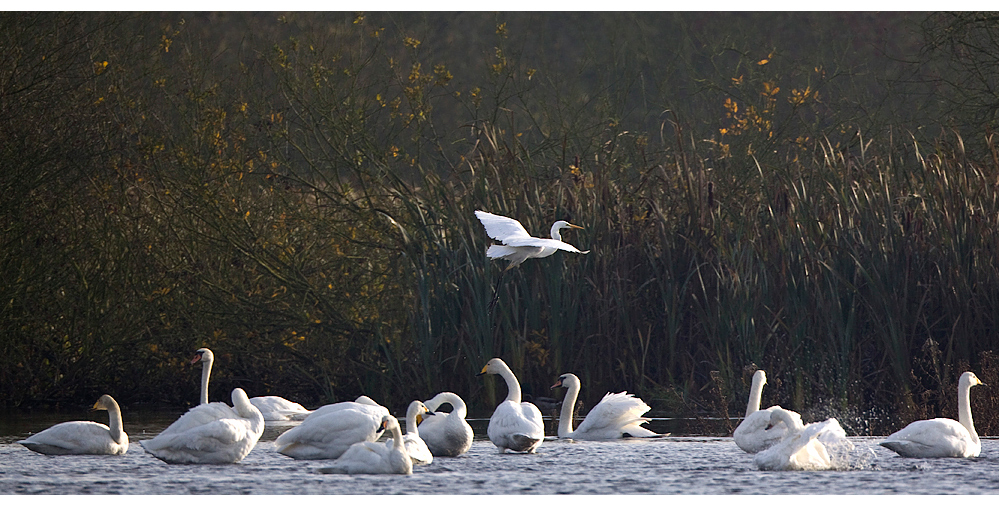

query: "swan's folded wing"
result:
(276, 408), (381, 447)
(573, 392), (652, 436)
(475, 211), (533, 242)
(883, 418), (969, 448)
(155, 402), (240, 437)
(20, 421), (113, 452)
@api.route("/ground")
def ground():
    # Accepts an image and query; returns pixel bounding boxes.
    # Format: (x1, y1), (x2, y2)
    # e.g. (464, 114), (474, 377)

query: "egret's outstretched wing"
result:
(500, 236), (585, 253)
(475, 210), (533, 243)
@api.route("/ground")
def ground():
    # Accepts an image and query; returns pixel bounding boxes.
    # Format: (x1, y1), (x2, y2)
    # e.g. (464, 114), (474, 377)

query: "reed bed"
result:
(2, 12), (997, 435)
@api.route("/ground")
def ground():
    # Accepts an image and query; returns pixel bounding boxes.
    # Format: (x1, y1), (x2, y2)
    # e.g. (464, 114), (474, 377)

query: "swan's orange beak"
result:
(551, 379), (564, 389)
(190, 352), (203, 364)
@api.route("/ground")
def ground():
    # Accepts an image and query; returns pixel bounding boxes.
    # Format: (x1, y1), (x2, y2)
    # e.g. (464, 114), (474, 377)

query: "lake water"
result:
(1, 410), (998, 495)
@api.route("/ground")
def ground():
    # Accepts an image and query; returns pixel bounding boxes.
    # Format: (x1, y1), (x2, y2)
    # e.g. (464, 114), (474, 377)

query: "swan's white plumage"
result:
(249, 395), (311, 422)
(880, 371), (984, 458)
(552, 373), (657, 440)
(141, 387), (264, 464)
(386, 400), (433, 465)
(475, 210), (588, 269)
(418, 392), (473, 457)
(478, 358), (544, 453)
(753, 408), (844, 471)
(733, 370), (794, 453)
(317, 415), (412, 475)
(274, 396), (389, 460)
(19, 395), (128, 456)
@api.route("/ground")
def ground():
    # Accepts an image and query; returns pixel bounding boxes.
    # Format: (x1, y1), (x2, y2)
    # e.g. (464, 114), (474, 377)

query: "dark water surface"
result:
(2, 410), (998, 495)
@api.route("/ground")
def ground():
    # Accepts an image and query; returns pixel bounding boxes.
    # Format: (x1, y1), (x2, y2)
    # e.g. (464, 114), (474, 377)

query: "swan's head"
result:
(407, 400), (435, 425)
(477, 358), (509, 376)
(192, 348), (214, 365)
(753, 370), (767, 386)
(961, 371), (985, 388)
(379, 415), (401, 432)
(93, 394), (117, 411)
(551, 373), (581, 390)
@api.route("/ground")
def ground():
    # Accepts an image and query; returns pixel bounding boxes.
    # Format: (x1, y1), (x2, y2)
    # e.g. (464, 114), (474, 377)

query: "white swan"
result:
(753, 408), (844, 471)
(733, 370), (794, 453)
(551, 373), (657, 440)
(477, 358), (544, 453)
(418, 392), (474, 457)
(881, 371), (985, 458)
(191, 347), (310, 423)
(141, 387), (264, 464)
(18, 394), (128, 455)
(386, 400), (434, 465)
(274, 395), (390, 460)
(475, 210), (589, 270)
(249, 395), (311, 423)
(317, 415), (412, 475)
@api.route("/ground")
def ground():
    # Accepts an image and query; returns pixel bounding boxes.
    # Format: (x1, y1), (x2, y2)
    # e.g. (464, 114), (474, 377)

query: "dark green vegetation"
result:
(3, 12), (999, 435)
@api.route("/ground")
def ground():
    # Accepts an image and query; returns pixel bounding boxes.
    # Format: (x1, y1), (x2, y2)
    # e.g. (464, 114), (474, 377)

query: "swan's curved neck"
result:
(106, 399), (126, 445)
(557, 381), (580, 438)
(550, 223), (563, 241)
(442, 393), (467, 418)
(389, 423), (405, 450)
(200, 356), (213, 405)
(746, 375), (764, 417)
(497, 365), (522, 404)
(958, 380), (978, 441)
(406, 406), (420, 437)
(771, 409), (804, 433)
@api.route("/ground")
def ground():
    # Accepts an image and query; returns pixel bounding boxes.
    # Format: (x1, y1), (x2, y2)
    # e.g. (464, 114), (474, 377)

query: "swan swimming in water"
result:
(551, 373), (657, 440)
(190, 347), (310, 423)
(274, 395), (390, 460)
(418, 392), (474, 457)
(733, 370), (794, 453)
(753, 407), (847, 471)
(141, 387), (264, 464)
(880, 371), (985, 458)
(386, 400), (434, 465)
(477, 358), (545, 453)
(18, 394), (128, 455)
(317, 415), (412, 475)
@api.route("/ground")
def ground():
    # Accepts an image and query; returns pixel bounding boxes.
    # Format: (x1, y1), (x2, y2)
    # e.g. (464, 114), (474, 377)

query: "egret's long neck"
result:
(106, 400), (126, 445)
(498, 366), (522, 404)
(957, 380), (978, 442)
(550, 224), (563, 241)
(558, 381), (580, 438)
(200, 357), (213, 405)
(746, 376), (764, 417)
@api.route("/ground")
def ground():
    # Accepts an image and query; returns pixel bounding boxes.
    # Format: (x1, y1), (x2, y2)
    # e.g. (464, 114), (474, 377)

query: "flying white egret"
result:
(474, 210), (589, 270)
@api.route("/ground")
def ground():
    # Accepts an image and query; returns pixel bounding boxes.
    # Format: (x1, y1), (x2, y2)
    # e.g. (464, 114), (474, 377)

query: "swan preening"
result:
(733, 370), (793, 453)
(418, 392), (474, 457)
(753, 408), (848, 471)
(475, 210), (589, 270)
(387, 400), (434, 465)
(275, 396), (390, 460)
(18, 395), (128, 456)
(141, 387), (264, 464)
(477, 358), (545, 453)
(880, 371), (984, 458)
(551, 373), (657, 440)
(317, 415), (413, 475)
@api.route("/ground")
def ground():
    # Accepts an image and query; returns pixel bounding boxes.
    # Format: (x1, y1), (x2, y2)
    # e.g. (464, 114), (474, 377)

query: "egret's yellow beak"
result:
(567, 223), (584, 230)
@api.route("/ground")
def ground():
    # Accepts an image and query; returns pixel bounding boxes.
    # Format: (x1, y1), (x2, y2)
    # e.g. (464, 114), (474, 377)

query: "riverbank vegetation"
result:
(3, 12), (998, 435)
